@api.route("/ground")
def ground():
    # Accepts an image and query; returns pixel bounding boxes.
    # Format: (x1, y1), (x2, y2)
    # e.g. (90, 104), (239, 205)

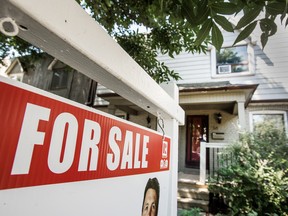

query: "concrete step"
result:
(178, 177), (210, 212)
(178, 178), (209, 200)
(177, 197), (209, 212)
(178, 187), (209, 200)
(178, 179), (208, 189)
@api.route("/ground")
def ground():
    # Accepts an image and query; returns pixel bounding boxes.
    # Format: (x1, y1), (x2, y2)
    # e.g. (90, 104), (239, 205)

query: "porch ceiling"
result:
(180, 102), (236, 113)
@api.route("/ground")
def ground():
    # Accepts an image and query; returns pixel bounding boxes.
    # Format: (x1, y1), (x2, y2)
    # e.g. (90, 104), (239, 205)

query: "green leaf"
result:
(181, 0), (209, 27)
(196, 7), (210, 26)
(213, 15), (234, 32)
(280, 1), (288, 24)
(194, 19), (213, 46)
(159, 0), (164, 11)
(211, 2), (238, 15)
(233, 21), (257, 46)
(235, 7), (262, 29)
(266, 2), (286, 16)
(259, 18), (277, 37)
(104, 0), (111, 7)
(212, 23), (223, 51)
(191, 5), (210, 27)
(260, 33), (268, 49)
(181, 0), (197, 26)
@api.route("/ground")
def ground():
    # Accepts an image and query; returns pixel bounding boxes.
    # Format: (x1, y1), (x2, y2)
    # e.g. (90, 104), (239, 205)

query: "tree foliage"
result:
(1, 0), (288, 83)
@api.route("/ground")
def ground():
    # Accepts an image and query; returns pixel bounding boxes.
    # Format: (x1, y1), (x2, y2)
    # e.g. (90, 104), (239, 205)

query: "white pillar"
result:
(237, 101), (246, 131)
(160, 83), (180, 216)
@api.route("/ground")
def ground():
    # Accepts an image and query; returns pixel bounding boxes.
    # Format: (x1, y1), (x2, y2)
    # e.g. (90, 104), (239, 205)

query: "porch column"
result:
(160, 82), (180, 216)
(237, 101), (246, 130)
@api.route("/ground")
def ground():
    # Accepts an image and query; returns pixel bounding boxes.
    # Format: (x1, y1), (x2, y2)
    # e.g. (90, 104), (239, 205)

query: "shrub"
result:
(209, 122), (288, 215)
(179, 208), (201, 216)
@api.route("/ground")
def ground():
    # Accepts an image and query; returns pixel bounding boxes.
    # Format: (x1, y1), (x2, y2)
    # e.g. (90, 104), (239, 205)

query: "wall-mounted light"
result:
(215, 113), (222, 124)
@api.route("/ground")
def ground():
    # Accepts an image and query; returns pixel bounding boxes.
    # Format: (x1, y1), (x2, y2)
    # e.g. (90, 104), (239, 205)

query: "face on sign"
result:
(141, 178), (159, 216)
(142, 189), (157, 216)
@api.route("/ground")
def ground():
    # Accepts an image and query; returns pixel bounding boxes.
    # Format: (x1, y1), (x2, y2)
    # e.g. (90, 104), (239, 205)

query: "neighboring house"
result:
(0, 58), (10, 77)
(3, 53), (94, 105)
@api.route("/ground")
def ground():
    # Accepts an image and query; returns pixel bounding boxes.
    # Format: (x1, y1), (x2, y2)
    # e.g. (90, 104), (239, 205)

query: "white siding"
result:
(158, 18), (288, 102)
(157, 52), (211, 84)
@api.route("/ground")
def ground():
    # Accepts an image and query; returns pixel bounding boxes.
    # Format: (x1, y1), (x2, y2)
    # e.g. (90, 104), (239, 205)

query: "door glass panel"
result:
(186, 115), (208, 168)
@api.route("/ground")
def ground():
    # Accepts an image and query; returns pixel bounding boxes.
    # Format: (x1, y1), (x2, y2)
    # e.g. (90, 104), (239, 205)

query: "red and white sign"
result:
(0, 77), (170, 191)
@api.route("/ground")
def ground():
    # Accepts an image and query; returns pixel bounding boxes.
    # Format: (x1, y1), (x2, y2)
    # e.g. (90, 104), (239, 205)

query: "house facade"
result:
(91, 18), (288, 176)
(3, 53), (98, 106)
(2, 18), (288, 177)
(157, 18), (288, 174)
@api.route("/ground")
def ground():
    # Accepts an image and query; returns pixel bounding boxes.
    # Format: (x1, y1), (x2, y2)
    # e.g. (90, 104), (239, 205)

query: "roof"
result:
(178, 81), (258, 93)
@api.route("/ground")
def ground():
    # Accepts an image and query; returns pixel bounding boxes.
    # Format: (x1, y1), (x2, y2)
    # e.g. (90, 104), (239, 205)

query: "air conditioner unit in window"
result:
(218, 65), (232, 74)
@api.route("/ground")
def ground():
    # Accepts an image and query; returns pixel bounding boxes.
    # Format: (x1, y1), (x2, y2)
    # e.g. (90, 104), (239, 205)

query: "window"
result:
(249, 111), (288, 134)
(211, 44), (255, 78)
(50, 69), (69, 90)
(217, 45), (248, 73)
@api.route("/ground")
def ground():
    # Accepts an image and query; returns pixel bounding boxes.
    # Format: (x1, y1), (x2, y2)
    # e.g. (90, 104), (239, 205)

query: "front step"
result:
(178, 178), (209, 212)
(178, 187), (209, 200)
(178, 197), (209, 212)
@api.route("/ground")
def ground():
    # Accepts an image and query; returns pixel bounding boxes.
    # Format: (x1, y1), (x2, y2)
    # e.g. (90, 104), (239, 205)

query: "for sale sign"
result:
(0, 77), (171, 215)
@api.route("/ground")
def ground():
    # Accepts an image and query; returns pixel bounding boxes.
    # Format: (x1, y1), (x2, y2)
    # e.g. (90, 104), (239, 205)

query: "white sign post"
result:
(160, 83), (180, 216)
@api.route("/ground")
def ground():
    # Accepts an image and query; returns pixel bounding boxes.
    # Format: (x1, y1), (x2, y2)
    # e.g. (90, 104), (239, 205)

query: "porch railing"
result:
(199, 141), (230, 184)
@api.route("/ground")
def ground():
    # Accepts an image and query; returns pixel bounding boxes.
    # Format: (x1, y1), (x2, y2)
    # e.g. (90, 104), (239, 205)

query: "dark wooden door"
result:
(185, 115), (208, 168)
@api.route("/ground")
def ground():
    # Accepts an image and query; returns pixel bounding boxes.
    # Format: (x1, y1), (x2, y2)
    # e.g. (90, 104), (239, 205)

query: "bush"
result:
(208, 122), (288, 215)
(179, 208), (201, 216)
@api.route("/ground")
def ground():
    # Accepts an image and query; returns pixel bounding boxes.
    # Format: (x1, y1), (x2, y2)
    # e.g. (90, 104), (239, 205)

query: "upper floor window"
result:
(50, 69), (69, 90)
(217, 45), (248, 74)
(211, 44), (255, 78)
(249, 111), (288, 134)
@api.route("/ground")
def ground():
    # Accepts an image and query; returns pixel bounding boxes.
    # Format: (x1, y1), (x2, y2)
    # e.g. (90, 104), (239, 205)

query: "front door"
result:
(186, 115), (209, 168)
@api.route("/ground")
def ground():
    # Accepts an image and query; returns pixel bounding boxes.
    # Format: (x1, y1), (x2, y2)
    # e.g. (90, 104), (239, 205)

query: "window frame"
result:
(249, 110), (288, 135)
(50, 68), (70, 90)
(211, 43), (255, 78)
